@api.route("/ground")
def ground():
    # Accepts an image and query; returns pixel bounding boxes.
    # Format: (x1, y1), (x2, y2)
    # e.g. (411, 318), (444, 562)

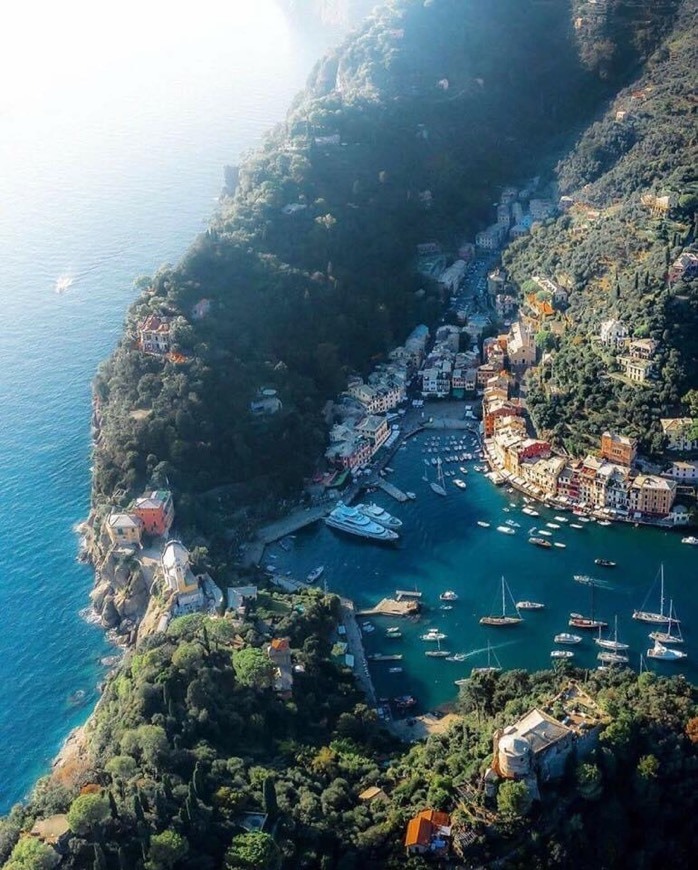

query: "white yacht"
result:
(325, 503), (399, 542)
(554, 633), (582, 645)
(682, 536), (698, 546)
(647, 641), (687, 661)
(356, 503), (402, 530)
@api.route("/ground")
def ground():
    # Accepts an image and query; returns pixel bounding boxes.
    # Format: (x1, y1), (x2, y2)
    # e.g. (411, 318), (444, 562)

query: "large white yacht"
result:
(325, 503), (399, 542)
(356, 503), (403, 530)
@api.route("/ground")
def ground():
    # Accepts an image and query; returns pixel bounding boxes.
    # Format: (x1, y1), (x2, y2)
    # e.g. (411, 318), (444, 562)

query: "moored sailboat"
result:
(595, 615), (629, 651)
(633, 564), (678, 624)
(649, 600), (684, 645)
(480, 577), (523, 626)
(569, 580), (607, 630)
(471, 640), (502, 675)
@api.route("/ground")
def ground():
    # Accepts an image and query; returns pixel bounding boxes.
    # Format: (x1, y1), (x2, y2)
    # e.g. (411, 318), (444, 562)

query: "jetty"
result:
(375, 478), (409, 502)
(256, 503), (332, 545)
(395, 589), (422, 600)
(356, 598), (420, 617)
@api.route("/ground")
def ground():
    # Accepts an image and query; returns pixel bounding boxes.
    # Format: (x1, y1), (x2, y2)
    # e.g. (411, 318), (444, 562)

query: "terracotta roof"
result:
(419, 809), (451, 827)
(270, 638), (289, 651)
(405, 816), (432, 848)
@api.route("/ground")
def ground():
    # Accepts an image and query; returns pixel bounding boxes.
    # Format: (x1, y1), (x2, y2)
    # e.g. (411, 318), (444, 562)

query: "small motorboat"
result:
(516, 601), (545, 610)
(554, 633), (582, 644)
(307, 565), (325, 583)
(477, 520), (491, 528)
(551, 650), (574, 659)
(497, 525), (516, 535)
(439, 591), (458, 601)
(595, 559), (617, 568)
(682, 536), (698, 546)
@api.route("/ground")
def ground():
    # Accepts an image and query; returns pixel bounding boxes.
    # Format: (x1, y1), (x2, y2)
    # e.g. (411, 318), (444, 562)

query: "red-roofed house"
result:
(138, 314), (171, 355)
(405, 809), (452, 856)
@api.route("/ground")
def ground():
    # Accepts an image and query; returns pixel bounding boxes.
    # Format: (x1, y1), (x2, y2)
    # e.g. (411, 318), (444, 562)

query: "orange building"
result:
(405, 809), (451, 856)
(600, 431), (637, 467)
(132, 490), (174, 537)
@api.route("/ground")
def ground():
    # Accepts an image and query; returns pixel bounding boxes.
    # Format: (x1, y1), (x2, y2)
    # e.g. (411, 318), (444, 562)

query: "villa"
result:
(132, 490), (174, 537)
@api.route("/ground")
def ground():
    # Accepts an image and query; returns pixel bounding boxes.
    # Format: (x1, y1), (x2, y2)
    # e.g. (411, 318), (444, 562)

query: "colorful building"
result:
(629, 475), (676, 517)
(138, 314), (171, 355)
(404, 809), (451, 856)
(600, 431), (637, 467)
(105, 513), (142, 547)
(132, 490), (174, 537)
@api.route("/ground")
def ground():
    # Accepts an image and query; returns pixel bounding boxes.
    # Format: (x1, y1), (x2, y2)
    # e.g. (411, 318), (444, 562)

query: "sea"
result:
(270, 428), (698, 712)
(0, 1), (346, 813)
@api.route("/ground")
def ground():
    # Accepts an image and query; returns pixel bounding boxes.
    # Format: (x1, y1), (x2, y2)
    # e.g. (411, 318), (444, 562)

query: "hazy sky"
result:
(0, 1), (285, 117)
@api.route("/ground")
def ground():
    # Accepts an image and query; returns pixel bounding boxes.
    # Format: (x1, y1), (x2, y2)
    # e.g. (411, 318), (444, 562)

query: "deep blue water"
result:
(0, 3), (339, 812)
(271, 429), (698, 711)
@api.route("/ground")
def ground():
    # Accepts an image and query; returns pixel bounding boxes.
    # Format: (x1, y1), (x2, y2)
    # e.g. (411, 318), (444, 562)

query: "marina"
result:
(266, 424), (698, 711)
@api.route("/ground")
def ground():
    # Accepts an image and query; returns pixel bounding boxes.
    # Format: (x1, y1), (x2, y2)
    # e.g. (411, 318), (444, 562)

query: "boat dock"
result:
(375, 478), (409, 502)
(339, 597), (376, 706)
(395, 589), (423, 600)
(256, 503), (333, 546)
(356, 597), (420, 617)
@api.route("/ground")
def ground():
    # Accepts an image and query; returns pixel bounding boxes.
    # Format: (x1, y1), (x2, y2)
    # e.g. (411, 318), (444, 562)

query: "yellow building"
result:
(661, 418), (698, 452)
(106, 513), (142, 547)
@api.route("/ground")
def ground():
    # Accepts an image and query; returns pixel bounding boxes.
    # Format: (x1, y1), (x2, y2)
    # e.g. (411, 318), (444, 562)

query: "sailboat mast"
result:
(660, 564), (665, 617)
(501, 577), (506, 617)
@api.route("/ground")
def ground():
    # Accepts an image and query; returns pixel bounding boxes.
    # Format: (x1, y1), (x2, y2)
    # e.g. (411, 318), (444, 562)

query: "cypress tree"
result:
(154, 787), (168, 825)
(133, 793), (146, 824)
(107, 789), (119, 820)
(263, 775), (278, 818)
(202, 625), (210, 655)
(118, 846), (130, 870)
(93, 844), (107, 870)
(162, 773), (174, 802)
(138, 788), (150, 814)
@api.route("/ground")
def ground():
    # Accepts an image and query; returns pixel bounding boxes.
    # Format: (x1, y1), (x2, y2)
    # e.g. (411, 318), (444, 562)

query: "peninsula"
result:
(3, 1), (698, 867)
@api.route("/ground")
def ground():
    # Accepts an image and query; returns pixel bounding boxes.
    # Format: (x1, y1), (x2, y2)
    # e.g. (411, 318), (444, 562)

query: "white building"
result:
(161, 540), (205, 615)
(599, 319), (628, 347)
(661, 418), (698, 452)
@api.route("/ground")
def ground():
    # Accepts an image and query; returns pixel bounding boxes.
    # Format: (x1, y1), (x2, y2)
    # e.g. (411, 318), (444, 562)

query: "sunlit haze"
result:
(0, 1), (286, 116)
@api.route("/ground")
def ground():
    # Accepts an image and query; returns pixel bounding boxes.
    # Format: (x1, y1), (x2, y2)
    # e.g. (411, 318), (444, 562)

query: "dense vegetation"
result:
(504, 0), (697, 457)
(91, 0), (677, 550)
(3, 586), (698, 868)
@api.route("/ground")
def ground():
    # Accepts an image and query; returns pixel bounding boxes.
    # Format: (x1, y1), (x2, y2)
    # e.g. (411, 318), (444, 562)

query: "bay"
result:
(271, 428), (698, 710)
(0, 1), (342, 812)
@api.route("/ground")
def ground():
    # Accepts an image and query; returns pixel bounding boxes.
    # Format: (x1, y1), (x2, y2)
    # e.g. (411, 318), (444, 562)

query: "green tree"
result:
(224, 833), (282, 870)
(146, 830), (189, 870)
(576, 762), (603, 801)
(67, 793), (110, 836)
(232, 648), (274, 690)
(5, 836), (60, 869)
(497, 780), (531, 819)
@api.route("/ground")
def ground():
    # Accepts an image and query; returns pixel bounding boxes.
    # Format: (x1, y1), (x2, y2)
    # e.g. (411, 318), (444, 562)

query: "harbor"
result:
(266, 423), (698, 712)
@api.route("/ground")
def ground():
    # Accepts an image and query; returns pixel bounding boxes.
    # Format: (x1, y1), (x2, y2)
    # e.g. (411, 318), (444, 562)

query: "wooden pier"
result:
(356, 598), (420, 617)
(375, 479), (409, 502)
(395, 589), (422, 600)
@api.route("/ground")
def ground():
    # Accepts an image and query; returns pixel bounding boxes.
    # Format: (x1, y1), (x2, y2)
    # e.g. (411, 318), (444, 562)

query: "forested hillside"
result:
(92, 0), (677, 547)
(3, 591), (698, 869)
(504, 0), (697, 457)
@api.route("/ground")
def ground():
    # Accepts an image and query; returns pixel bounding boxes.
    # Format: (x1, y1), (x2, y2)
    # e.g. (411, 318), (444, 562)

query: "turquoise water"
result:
(0, 3), (338, 812)
(271, 429), (698, 711)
